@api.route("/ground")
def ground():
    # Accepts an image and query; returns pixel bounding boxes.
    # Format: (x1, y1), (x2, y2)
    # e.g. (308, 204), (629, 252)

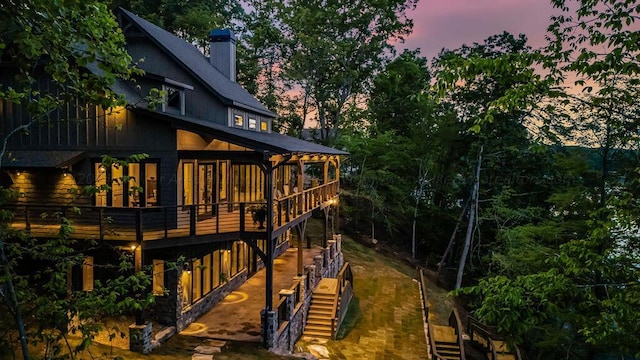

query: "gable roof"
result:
(133, 108), (348, 156)
(118, 8), (275, 118)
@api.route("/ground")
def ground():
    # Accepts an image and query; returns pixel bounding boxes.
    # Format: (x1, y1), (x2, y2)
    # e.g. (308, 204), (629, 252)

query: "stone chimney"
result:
(209, 29), (236, 82)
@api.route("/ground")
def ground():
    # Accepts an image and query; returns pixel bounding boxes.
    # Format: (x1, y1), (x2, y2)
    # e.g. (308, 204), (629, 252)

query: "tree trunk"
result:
(456, 146), (482, 290)
(0, 237), (30, 360)
(436, 199), (470, 280)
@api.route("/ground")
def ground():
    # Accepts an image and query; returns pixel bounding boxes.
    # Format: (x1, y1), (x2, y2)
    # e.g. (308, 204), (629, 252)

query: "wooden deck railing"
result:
(5, 181), (340, 242)
(333, 262), (353, 338)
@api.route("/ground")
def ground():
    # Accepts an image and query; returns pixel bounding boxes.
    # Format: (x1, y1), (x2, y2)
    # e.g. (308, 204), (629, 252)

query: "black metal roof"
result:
(2, 151), (85, 168)
(134, 108), (348, 156)
(118, 8), (275, 118)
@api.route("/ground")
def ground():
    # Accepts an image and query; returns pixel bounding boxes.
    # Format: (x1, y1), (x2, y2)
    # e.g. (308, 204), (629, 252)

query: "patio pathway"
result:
(180, 245), (321, 342)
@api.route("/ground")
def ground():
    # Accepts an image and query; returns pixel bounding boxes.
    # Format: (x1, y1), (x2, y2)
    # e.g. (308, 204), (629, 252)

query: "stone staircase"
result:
(303, 278), (339, 339)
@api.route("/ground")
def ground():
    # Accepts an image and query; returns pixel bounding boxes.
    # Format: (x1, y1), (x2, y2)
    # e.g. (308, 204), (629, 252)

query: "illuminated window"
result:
(193, 259), (202, 301)
(183, 162), (194, 205)
(82, 256), (94, 292)
(153, 260), (164, 295)
(234, 114), (243, 127)
(248, 118), (257, 130)
(260, 120), (268, 131)
(94, 161), (159, 207)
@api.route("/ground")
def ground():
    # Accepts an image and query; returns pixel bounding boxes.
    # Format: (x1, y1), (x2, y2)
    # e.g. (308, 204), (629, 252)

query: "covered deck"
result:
(6, 180), (339, 247)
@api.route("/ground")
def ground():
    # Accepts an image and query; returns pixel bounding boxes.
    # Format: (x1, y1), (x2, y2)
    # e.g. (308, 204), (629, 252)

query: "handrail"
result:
(419, 269), (429, 316)
(467, 315), (520, 360)
(428, 323), (454, 360)
(448, 309), (466, 360)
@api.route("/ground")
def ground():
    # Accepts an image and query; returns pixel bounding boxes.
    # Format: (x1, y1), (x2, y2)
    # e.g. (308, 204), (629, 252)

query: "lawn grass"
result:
(296, 219), (430, 359)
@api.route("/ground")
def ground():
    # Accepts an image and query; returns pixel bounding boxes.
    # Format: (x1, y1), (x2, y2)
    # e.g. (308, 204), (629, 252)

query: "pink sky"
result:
(399, 0), (560, 61)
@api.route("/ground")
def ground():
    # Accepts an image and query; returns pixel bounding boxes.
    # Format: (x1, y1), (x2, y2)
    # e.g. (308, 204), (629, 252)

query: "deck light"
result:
(131, 245), (137, 251)
(16, 171), (22, 176)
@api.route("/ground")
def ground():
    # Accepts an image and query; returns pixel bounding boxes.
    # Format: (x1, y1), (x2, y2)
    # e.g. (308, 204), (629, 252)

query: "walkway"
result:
(179, 246), (321, 342)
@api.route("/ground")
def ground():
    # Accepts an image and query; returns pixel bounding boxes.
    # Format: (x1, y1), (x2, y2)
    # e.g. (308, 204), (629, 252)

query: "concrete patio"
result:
(179, 245), (322, 342)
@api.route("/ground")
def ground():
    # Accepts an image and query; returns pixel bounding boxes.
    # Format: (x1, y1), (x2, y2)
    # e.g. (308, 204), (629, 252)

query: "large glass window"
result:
(128, 163), (140, 206)
(145, 163), (158, 206)
(95, 164), (107, 206)
(183, 162), (194, 205)
(193, 259), (202, 302)
(112, 165), (124, 207)
(82, 256), (94, 292)
(153, 260), (164, 296)
(94, 161), (158, 207)
(232, 164), (264, 204)
(183, 244), (248, 307)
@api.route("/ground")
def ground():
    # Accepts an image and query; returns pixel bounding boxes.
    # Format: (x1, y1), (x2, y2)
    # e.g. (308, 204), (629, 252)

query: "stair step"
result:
(307, 319), (333, 326)
(305, 324), (332, 331)
(311, 298), (334, 304)
(303, 330), (332, 338)
(308, 314), (332, 320)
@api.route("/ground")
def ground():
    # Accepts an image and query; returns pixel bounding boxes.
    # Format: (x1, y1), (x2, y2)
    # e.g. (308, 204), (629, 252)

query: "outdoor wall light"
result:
(16, 170), (22, 176)
(99, 166), (106, 173)
(131, 245), (137, 251)
(183, 262), (192, 274)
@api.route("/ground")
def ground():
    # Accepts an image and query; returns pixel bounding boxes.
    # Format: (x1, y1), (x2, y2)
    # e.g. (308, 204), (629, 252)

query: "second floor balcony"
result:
(6, 180), (340, 247)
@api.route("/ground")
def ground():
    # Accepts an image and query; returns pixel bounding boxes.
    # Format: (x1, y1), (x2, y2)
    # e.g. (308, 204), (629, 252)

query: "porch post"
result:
(265, 161), (274, 311)
(296, 220), (307, 276)
(323, 207), (329, 248)
(297, 160), (304, 214)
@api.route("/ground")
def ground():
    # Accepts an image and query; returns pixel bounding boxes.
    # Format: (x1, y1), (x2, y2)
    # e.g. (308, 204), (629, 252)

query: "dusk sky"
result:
(399, 0), (560, 61)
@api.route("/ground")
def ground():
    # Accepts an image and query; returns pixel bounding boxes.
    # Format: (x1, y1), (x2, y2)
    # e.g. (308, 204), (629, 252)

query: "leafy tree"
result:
(277, 0), (417, 145)
(434, 2), (640, 357)
(0, 2), (153, 359)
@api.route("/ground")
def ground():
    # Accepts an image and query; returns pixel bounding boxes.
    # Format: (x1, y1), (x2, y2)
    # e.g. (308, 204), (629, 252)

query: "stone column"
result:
(279, 289), (295, 320)
(129, 322), (152, 354)
(261, 309), (278, 350)
(313, 255), (323, 278)
(293, 275), (306, 299)
(327, 240), (336, 259)
(334, 234), (342, 253)
(306, 265), (316, 290)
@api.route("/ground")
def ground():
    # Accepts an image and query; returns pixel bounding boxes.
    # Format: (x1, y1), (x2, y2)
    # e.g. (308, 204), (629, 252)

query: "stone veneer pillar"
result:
(313, 255), (323, 277)
(306, 265), (316, 290)
(293, 275), (306, 298)
(261, 309), (278, 349)
(279, 289), (295, 320)
(129, 322), (152, 354)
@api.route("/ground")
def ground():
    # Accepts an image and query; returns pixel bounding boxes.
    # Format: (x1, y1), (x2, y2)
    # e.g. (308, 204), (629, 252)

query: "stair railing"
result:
(467, 316), (521, 360)
(448, 309), (467, 360)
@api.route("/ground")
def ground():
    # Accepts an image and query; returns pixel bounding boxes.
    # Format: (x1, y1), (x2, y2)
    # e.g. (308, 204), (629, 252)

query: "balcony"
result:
(5, 180), (339, 244)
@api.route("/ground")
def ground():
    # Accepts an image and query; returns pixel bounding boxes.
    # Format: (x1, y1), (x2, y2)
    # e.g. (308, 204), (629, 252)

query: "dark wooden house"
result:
(0, 8), (346, 344)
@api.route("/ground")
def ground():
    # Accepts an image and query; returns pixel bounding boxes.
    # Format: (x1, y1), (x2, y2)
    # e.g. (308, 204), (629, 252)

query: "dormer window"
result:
(155, 77), (192, 116)
(260, 120), (268, 132)
(162, 85), (185, 115)
(248, 118), (257, 130)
